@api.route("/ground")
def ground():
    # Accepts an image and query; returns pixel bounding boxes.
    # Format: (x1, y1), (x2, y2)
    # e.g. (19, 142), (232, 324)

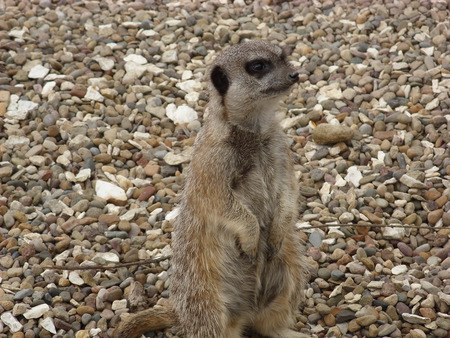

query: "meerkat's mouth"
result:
(261, 84), (293, 96)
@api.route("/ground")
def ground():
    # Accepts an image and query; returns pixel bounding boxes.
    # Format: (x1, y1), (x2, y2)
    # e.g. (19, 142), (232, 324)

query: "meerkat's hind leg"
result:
(222, 317), (246, 338)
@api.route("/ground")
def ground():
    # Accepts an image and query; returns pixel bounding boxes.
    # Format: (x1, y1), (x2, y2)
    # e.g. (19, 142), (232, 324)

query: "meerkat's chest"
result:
(231, 138), (291, 223)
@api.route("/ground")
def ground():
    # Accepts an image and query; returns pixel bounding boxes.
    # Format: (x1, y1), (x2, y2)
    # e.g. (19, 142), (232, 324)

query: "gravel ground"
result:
(0, 0), (450, 337)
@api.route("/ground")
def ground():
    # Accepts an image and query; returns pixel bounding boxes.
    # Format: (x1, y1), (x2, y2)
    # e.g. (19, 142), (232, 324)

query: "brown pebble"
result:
(397, 242), (413, 256)
(76, 305), (95, 315)
(94, 153), (112, 164)
(424, 188), (441, 201)
(427, 209), (443, 224)
(144, 164), (161, 176)
(373, 130), (397, 140)
(12, 333), (25, 338)
(70, 86), (87, 98)
(138, 185), (156, 201)
(380, 249), (395, 261)
(98, 214), (120, 225)
(47, 125), (60, 137)
(419, 307), (436, 320)
(381, 282), (396, 296)
(324, 313), (336, 326)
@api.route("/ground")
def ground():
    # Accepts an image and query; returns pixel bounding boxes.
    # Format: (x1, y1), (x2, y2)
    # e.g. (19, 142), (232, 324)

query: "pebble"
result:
(311, 123), (354, 145)
(27, 65), (49, 79)
(23, 304), (50, 319)
(94, 180), (127, 204)
(166, 104), (198, 124)
(0, 1), (448, 337)
(0, 312), (23, 333)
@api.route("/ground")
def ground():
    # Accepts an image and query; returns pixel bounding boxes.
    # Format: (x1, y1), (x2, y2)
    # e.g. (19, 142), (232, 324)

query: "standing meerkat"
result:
(113, 40), (310, 338)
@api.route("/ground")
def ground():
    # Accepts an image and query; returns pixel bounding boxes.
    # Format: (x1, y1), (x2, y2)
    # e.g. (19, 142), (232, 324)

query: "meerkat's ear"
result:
(211, 66), (229, 95)
(281, 45), (292, 58)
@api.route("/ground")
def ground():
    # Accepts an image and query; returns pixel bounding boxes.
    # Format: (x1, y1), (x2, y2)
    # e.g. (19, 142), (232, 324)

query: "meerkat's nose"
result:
(289, 71), (299, 82)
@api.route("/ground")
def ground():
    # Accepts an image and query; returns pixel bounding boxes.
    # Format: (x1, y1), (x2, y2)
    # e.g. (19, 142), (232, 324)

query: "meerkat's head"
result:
(208, 40), (299, 129)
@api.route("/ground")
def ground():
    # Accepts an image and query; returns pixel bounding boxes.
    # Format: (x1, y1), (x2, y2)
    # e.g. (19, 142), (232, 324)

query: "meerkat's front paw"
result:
(240, 240), (259, 263)
(267, 233), (284, 260)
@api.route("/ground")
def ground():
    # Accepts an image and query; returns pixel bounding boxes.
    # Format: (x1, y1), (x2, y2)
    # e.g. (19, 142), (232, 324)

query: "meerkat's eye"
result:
(245, 59), (272, 76)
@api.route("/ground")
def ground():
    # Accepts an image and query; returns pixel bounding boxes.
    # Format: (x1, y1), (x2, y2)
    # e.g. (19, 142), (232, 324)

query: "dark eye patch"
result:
(245, 59), (273, 77)
(211, 65), (229, 95)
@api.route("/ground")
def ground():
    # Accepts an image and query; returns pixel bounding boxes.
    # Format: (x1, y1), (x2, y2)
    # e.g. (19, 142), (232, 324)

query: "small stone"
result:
(166, 104), (198, 124)
(312, 124), (354, 145)
(331, 270), (345, 281)
(161, 49), (178, 63)
(391, 265), (408, 275)
(0, 312), (23, 333)
(84, 86), (104, 102)
(317, 268), (331, 280)
(397, 242), (413, 256)
(28, 65), (50, 79)
(112, 299), (128, 310)
(93, 56), (115, 71)
(144, 164), (161, 176)
(418, 307), (436, 320)
(382, 226), (405, 240)
(164, 150), (192, 165)
(396, 302), (411, 315)
(345, 166), (363, 187)
(399, 174), (427, 189)
(123, 54), (148, 64)
(378, 324), (397, 336)
(23, 304), (50, 319)
(355, 315), (377, 327)
(436, 317), (450, 330)
(68, 271), (85, 285)
(76, 306), (95, 315)
(309, 231), (322, 248)
(95, 180), (127, 204)
(427, 209), (443, 225)
(402, 313), (431, 324)
(0, 166), (13, 178)
(336, 309), (356, 323)
(41, 317), (57, 334)
(93, 252), (119, 263)
(373, 130), (396, 140)
(70, 86), (87, 98)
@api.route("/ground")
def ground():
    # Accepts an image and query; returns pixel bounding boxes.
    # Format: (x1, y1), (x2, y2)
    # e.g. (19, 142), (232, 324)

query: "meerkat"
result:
(113, 40), (310, 338)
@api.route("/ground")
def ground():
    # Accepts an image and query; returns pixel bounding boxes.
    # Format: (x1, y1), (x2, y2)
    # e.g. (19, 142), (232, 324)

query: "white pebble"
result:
(68, 271), (85, 286)
(95, 180), (127, 202)
(425, 97), (439, 111)
(382, 226), (405, 240)
(176, 80), (202, 93)
(112, 299), (128, 310)
(166, 103), (198, 124)
(93, 252), (120, 263)
(23, 304), (50, 319)
(345, 166), (363, 187)
(391, 264), (408, 275)
(42, 81), (57, 97)
(0, 312), (23, 332)
(6, 95), (38, 120)
(28, 64), (50, 79)
(93, 55), (115, 71)
(84, 86), (104, 102)
(41, 317), (56, 334)
(123, 54), (148, 64)
(164, 149), (192, 165)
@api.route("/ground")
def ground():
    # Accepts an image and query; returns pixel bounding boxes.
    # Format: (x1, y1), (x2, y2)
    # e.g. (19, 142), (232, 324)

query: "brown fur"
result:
(113, 40), (310, 338)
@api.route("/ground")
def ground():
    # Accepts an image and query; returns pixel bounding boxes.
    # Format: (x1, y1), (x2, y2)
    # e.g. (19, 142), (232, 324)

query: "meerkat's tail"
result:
(112, 305), (176, 338)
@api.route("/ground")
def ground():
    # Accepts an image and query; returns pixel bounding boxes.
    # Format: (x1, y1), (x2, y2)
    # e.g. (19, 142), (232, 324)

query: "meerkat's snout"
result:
(288, 71), (299, 83)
